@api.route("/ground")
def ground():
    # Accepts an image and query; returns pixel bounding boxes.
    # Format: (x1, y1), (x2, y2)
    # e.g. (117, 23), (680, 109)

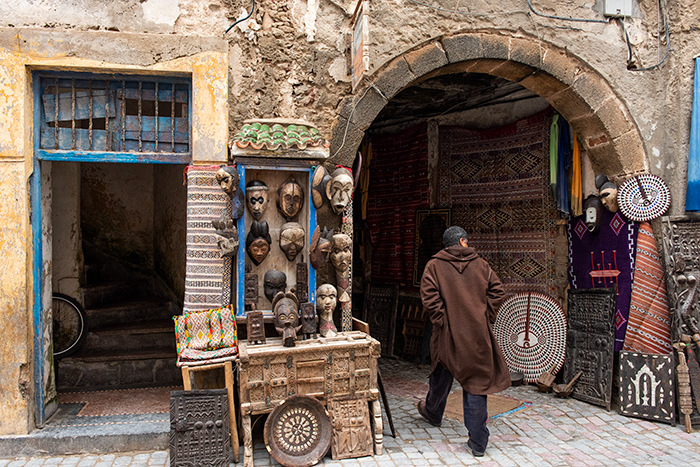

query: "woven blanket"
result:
(568, 209), (638, 351)
(183, 166), (232, 312)
(623, 222), (672, 354)
(367, 123), (430, 285)
(437, 109), (558, 297)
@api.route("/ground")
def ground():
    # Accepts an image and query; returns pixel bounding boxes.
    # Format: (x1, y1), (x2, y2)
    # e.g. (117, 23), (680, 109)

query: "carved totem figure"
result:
(596, 174), (619, 213)
(326, 167), (354, 215)
(215, 166), (245, 220)
(246, 221), (272, 265)
(245, 180), (270, 220)
(211, 216), (239, 257)
(316, 284), (338, 338)
(300, 302), (317, 340)
(247, 310), (266, 345)
(309, 226), (334, 270)
(277, 177), (304, 221)
(279, 222), (305, 261)
(263, 270), (287, 303)
(272, 292), (301, 347)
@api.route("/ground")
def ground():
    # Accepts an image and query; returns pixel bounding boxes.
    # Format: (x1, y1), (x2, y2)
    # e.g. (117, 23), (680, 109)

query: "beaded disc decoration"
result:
(494, 292), (567, 383)
(264, 395), (332, 467)
(617, 173), (670, 222)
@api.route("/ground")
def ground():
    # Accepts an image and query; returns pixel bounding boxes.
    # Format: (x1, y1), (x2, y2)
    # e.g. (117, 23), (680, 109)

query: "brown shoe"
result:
(416, 400), (441, 427)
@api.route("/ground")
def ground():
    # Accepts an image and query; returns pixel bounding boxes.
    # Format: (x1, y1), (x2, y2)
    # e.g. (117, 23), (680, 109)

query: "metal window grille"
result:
(39, 75), (190, 154)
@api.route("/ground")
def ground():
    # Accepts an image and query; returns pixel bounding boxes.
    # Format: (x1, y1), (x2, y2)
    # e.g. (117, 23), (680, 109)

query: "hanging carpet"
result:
(437, 109), (558, 296)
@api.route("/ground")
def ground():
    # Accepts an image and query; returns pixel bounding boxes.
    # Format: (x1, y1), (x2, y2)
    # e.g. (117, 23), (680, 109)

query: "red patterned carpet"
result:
(57, 386), (181, 417)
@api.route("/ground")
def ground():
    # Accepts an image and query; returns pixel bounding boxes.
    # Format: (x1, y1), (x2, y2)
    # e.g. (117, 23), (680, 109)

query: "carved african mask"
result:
(246, 221), (271, 266)
(279, 222), (305, 262)
(316, 284), (337, 337)
(272, 292), (300, 347)
(599, 182), (619, 213)
(330, 234), (352, 273)
(215, 166), (245, 219)
(277, 177), (304, 221)
(326, 167), (354, 215)
(309, 226), (334, 270)
(584, 196), (604, 234)
(263, 270), (287, 303)
(311, 165), (331, 209)
(246, 180), (270, 220)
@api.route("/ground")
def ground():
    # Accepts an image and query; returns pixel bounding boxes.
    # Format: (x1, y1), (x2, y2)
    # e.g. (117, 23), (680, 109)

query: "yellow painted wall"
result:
(0, 29), (228, 435)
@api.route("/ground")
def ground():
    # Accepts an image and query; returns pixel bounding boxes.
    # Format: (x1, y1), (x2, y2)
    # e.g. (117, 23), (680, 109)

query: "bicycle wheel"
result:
(52, 293), (87, 358)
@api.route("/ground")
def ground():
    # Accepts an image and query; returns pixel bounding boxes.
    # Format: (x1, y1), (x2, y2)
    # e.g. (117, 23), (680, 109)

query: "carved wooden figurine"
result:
(326, 167), (354, 215)
(331, 233), (352, 331)
(316, 284), (338, 338)
(245, 180), (270, 220)
(279, 222), (305, 261)
(211, 216), (238, 257)
(246, 221), (271, 266)
(309, 226), (334, 270)
(215, 166), (245, 220)
(300, 302), (317, 340)
(244, 273), (259, 307)
(272, 292), (301, 347)
(277, 176), (304, 221)
(263, 270), (287, 303)
(247, 310), (266, 345)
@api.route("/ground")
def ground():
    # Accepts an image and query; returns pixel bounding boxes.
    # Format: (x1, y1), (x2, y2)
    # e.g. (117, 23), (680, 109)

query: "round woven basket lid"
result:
(263, 395), (332, 467)
(494, 292), (567, 383)
(617, 173), (670, 222)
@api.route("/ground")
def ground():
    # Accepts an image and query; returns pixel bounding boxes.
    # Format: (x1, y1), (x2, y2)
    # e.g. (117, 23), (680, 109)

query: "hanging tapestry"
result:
(568, 208), (638, 351)
(437, 108), (558, 297)
(623, 222), (672, 355)
(367, 123), (429, 284)
(183, 166), (232, 312)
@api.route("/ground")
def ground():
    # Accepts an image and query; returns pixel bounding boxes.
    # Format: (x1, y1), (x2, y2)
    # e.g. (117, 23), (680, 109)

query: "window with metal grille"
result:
(37, 73), (191, 159)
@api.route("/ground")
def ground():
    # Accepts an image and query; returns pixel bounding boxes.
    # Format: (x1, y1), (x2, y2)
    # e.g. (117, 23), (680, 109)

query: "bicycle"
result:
(52, 293), (87, 358)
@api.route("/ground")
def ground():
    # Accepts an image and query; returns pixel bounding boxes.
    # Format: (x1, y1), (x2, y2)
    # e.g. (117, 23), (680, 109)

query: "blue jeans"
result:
(424, 362), (490, 452)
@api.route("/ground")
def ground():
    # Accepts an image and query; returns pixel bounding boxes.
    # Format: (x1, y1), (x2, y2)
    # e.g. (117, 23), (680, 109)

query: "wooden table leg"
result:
(242, 413), (253, 467)
(370, 399), (384, 455)
(224, 361), (240, 463)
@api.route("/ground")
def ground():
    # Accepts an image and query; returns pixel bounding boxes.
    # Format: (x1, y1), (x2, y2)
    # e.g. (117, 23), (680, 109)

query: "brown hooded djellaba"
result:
(420, 244), (511, 395)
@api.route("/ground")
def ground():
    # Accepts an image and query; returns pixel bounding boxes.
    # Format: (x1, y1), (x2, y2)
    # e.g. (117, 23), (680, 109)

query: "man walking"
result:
(417, 226), (511, 457)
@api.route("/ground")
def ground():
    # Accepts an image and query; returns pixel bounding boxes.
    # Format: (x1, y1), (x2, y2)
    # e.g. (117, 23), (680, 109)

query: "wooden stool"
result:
(181, 360), (240, 462)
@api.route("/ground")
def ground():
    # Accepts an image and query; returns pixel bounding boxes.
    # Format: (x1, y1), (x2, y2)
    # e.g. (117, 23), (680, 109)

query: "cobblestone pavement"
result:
(2, 359), (700, 466)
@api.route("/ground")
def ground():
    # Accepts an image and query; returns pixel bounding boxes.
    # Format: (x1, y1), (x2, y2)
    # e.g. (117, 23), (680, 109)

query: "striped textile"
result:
(183, 166), (232, 312)
(623, 222), (672, 354)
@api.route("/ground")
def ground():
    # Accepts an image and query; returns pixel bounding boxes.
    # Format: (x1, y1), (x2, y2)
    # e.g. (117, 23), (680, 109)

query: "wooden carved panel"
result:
(565, 288), (616, 410)
(362, 283), (398, 357)
(661, 216), (700, 342)
(619, 351), (675, 424)
(170, 389), (230, 467)
(245, 273), (258, 306)
(328, 397), (372, 460)
(296, 263), (308, 303)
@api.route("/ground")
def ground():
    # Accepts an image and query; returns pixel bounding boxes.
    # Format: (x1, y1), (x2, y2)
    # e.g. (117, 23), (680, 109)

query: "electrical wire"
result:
(526, 0), (608, 24)
(617, 0), (670, 72)
(224, 0), (256, 37)
(408, 0), (527, 17)
(332, 78), (387, 159)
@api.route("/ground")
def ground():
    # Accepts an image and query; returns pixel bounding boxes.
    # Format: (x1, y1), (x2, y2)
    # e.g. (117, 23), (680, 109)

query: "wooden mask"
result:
(272, 291), (301, 347)
(263, 269), (287, 303)
(309, 226), (334, 270)
(330, 233), (352, 274)
(215, 166), (245, 219)
(595, 174), (619, 213)
(277, 177), (304, 221)
(245, 180), (270, 220)
(584, 195), (604, 233)
(311, 165), (331, 209)
(246, 221), (271, 265)
(326, 167), (353, 215)
(279, 222), (305, 261)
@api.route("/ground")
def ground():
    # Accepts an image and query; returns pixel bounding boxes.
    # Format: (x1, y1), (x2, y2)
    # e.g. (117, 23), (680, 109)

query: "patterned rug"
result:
(444, 391), (531, 422)
(623, 222), (672, 354)
(183, 166), (232, 312)
(437, 109), (558, 296)
(58, 386), (180, 417)
(367, 123), (430, 286)
(568, 209), (638, 351)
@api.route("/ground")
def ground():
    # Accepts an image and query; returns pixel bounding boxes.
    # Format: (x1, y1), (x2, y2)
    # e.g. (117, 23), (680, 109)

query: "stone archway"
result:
(329, 32), (648, 182)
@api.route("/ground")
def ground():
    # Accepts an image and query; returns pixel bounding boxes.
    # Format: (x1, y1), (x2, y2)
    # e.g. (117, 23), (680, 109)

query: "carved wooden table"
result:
(237, 331), (382, 467)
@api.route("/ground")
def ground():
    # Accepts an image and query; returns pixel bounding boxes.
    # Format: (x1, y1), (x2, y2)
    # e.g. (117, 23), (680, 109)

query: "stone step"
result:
(85, 297), (178, 328)
(82, 279), (159, 309)
(82, 320), (177, 354)
(56, 349), (181, 391)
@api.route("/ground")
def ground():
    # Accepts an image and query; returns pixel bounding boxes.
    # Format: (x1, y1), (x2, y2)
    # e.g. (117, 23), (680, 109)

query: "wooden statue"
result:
(300, 302), (317, 340)
(331, 233), (352, 331)
(326, 167), (354, 215)
(247, 310), (265, 345)
(245, 180), (270, 220)
(215, 166), (245, 220)
(309, 226), (334, 270)
(317, 284), (338, 338)
(246, 221), (271, 266)
(279, 222), (305, 261)
(211, 216), (238, 257)
(277, 176), (304, 221)
(272, 292), (301, 347)
(263, 270), (287, 303)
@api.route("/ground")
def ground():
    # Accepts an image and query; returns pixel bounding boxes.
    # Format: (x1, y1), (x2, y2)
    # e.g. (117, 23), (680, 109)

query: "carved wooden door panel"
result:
(565, 288), (616, 410)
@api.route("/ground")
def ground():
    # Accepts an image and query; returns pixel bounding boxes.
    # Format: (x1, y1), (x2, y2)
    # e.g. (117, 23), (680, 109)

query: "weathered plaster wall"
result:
(0, 27), (228, 435)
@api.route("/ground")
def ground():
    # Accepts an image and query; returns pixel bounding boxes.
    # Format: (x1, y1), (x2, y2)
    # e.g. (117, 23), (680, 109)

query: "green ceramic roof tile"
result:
(231, 120), (330, 151)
